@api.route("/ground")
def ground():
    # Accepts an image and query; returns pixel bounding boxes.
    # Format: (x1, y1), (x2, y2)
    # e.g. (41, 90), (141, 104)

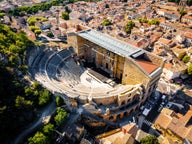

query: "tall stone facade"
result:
(67, 25), (164, 121)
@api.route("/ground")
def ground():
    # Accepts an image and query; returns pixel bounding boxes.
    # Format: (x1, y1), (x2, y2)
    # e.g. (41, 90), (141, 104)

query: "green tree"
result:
(148, 19), (160, 25)
(24, 87), (33, 97)
(28, 131), (49, 144)
(187, 0), (192, 6)
(55, 96), (64, 106)
(61, 12), (69, 20)
(32, 81), (39, 89)
(140, 135), (159, 144)
(42, 123), (54, 136)
(29, 26), (40, 32)
(0, 12), (5, 18)
(179, 9), (187, 22)
(18, 65), (28, 73)
(182, 55), (190, 63)
(38, 90), (51, 106)
(125, 20), (135, 34)
(187, 63), (192, 75)
(54, 107), (67, 126)
(137, 18), (148, 23)
(35, 29), (41, 35)
(102, 18), (112, 26)
(9, 54), (19, 66)
(15, 96), (33, 109)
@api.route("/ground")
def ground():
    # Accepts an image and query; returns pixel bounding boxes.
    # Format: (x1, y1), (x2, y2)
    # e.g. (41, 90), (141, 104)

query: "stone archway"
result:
(121, 100), (125, 106)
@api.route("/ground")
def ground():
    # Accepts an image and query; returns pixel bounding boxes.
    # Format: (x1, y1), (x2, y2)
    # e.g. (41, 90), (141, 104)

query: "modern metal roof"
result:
(77, 29), (142, 58)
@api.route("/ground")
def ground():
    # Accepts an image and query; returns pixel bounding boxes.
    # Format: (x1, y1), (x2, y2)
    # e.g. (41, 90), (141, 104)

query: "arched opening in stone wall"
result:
(124, 112), (128, 117)
(117, 114), (121, 119)
(121, 100), (125, 106)
(109, 116), (113, 120)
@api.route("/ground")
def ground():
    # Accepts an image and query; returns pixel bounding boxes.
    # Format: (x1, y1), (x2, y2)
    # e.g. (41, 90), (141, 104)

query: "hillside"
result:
(0, 24), (53, 143)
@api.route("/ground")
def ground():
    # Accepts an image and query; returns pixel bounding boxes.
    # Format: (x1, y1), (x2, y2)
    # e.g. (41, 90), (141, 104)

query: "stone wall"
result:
(144, 51), (164, 67)
(122, 58), (150, 87)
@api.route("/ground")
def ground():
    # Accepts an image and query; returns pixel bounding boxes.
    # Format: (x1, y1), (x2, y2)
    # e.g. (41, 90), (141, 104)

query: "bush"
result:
(29, 26), (39, 32)
(27, 17), (48, 26)
(125, 20), (135, 34)
(15, 96), (33, 110)
(182, 55), (190, 63)
(187, 63), (192, 75)
(55, 96), (64, 106)
(42, 123), (54, 136)
(148, 19), (160, 25)
(137, 18), (148, 23)
(140, 135), (159, 144)
(61, 12), (69, 20)
(35, 29), (41, 35)
(102, 18), (112, 26)
(28, 131), (49, 144)
(54, 107), (67, 126)
(38, 90), (51, 106)
(0, 12), (5, 18)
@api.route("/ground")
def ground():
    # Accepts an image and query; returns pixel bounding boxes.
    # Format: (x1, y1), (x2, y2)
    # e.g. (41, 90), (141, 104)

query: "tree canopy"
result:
(182, 55), (190, 63)
(42, 123), (54, 136)
(137, 18), (160, 25)
(11, 0), (64, 15)
(140, 135), (159, 144)
(61, 12), (69, 20)
(187, 63), (192, 75)
(28, 132), (48, 144)
(54, 107), (67, 126)
(0, 24), (34, 67)
(125, 20), (135, 34)
(102, 18), (113, 26)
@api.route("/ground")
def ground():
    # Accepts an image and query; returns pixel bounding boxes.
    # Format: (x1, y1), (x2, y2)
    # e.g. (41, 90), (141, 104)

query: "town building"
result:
(154, 107), (192, 143)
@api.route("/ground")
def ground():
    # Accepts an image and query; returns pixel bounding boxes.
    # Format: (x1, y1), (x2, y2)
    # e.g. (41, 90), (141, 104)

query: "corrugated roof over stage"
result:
(77, 29), (143, 58)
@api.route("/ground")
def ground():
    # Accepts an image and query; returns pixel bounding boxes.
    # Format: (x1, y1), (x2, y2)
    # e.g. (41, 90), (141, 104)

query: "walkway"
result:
(14, 101), (56, 144)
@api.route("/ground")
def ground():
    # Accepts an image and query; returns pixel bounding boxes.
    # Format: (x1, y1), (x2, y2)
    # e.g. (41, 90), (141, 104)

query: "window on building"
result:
(106, 63), (108, 69)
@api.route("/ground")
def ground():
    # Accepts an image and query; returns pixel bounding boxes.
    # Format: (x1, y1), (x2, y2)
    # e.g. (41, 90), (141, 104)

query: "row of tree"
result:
(9, 0), (99, 16)
(137, 18), (160, 25)
(28, 106), (67, 144)
(10, 0), (64, 16)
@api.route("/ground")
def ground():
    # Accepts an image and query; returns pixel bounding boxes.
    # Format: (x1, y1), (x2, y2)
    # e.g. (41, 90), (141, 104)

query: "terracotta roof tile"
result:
(184, 32), (192, 39)
(136, 59), (159, 74)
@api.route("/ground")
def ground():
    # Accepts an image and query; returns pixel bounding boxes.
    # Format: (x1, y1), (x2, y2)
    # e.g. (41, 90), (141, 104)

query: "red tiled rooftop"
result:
(184, 32), (192, 39)
(135, 59), (159, 74)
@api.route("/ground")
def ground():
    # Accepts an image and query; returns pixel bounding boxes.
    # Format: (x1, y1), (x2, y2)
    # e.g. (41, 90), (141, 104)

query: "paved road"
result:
(14, 101), (56, 144)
